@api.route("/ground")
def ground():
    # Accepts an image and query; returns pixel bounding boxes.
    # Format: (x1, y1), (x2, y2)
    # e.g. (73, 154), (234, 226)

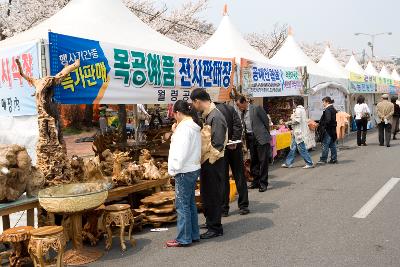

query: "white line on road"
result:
(353, 178), (400, 219)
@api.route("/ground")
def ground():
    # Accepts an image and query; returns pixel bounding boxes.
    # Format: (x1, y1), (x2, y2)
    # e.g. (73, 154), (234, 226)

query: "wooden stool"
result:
(82, 204), (106, 246)
(28, 226), (65, 267)
(0, 226), (33, 267)
(103, 204), (135, 251)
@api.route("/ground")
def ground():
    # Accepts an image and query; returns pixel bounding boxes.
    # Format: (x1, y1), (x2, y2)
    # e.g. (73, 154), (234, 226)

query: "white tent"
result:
(0, 0), (196, 163)
(196, 6), (269, 63)
(317, 46), (348, 79)
(379, 66), (392, 79)
(0, 0), (194, 54)
(391, 69), (400, 81)
(365, 61), (379, 76)
(269, 32), (332, 77)
(345, 55), (365, 75)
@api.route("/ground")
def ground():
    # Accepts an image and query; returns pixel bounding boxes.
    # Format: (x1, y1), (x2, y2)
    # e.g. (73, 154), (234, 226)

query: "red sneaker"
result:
(166, 240), (190, 247)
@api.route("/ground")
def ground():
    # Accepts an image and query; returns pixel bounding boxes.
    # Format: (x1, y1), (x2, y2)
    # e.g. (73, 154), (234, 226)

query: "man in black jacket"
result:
(236, 96), (271, 192)
(216, 102), (250, 216)
(318, 96), (338, 164)
(191, 89), (227, 239)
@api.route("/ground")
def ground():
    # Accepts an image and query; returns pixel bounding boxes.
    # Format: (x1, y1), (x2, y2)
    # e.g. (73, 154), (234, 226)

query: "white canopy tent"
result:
(0, 0), (194, 54)
(365, 61), (379, 76)
(317, 46), (348, 79)
(0, 0), (196, 163)
(379, 66), (392, 79)
(196, 6), (269, 63)
(391, 69), (400, 81)
(345, 55), (365, 75)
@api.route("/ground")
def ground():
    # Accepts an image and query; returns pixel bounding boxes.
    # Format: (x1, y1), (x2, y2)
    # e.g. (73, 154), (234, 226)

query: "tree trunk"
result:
(118, 104), (127, 146)
(83, 104), (93, 128)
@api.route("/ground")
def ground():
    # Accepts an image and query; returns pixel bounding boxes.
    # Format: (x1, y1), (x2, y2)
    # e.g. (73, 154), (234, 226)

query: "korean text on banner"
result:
(49, 32), (234, 104)
(240, 58), (304, 97)
(349, 72), (376, 93)
(376, 76), (397, 94)
(0, 41), (39, 116)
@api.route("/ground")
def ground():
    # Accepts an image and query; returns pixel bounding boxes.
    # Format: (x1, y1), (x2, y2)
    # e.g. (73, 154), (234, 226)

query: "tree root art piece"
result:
(0, 144), (45, 202)
(16, 58), (80, 186)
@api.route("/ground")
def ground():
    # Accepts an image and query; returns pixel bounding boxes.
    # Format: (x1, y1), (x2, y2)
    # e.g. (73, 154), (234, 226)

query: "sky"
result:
(161, 0), (399, 59)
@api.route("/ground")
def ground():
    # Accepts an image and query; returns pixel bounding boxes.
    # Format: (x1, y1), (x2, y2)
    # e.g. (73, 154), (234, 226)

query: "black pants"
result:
(247, 134), (269, 188)
(356, 119), (368, 146)
(378, 122), (392, 146)
(200, 158), (225, 234)
(222, 144), (249, 213)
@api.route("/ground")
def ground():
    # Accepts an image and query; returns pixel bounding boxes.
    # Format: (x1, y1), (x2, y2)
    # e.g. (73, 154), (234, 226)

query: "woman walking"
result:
(354, 95), (371, 146)
(391, 97), (400, 140)
(166, 100), (202, 247)
(281, 98), (314, 169)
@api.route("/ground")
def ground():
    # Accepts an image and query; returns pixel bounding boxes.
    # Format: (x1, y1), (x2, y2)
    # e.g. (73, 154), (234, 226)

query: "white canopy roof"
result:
(0, 0), (194, 54)
(365, 61), (379, 76)
(196, 9), (269, 63)
(317, 46), (348, 79)
(391, 69), (400, 81)
(379, 66), (392, 79)
(269, 34), (333, 77)
(345, 55), (365, 75)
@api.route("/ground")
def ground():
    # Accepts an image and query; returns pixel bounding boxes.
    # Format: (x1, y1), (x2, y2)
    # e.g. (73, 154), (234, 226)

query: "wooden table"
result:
(0, 196), (39, 232)
(0, 179), (168, 232)
(107, 179), (168, 201)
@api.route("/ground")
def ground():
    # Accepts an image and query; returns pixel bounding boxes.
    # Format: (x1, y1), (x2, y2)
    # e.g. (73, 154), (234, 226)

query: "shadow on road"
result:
(214, 216), (274, 242)
(100, 237), (152, 262)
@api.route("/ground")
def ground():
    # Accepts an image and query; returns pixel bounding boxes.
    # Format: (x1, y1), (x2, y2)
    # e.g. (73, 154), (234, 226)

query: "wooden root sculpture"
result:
(16, 59), (80, 186)
(0, 144), (45, 202)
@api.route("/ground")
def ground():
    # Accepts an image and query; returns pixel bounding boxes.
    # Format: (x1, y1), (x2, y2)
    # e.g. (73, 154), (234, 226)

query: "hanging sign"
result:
(349, 72), (376, 93)
(0, 41), (39, 116)
(49, 32), (234, 104)
(240, 58), (304, 97)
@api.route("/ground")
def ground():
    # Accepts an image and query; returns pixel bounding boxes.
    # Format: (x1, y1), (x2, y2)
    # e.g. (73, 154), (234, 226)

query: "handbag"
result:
(361, 112), (371, 121)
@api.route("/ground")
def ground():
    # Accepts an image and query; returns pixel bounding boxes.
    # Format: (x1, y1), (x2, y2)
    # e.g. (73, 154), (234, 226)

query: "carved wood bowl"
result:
(38, 183), (112, 213)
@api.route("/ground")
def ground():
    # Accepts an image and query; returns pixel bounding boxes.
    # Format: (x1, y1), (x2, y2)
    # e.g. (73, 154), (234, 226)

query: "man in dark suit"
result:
(216, 102), (250, 216)
(236, 96), (271, 192)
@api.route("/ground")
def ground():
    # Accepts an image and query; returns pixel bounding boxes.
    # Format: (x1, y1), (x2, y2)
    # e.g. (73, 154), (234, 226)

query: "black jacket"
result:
(216, 103), (242, 141)
(319, 105), (337, 141)
(394, 103), (400, 117)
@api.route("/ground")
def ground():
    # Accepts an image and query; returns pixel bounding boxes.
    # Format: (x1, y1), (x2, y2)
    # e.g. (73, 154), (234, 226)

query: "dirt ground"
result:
(64, 130), (97, 158)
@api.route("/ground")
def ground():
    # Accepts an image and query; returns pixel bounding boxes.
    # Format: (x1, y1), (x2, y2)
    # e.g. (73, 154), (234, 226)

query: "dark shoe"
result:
(192, 239), (200, 243)
(248, 183), (259, 189)
(362, 143), (368, 146)
(239, 208), (250, 215)
(166, 240), (190, 247)
(199, 223), (208, 229)
(259, 185), (268, 192)
(393, 137), (397, 140)
(317, 160), (327, 165)
(387, 145), (391, 147)
(379, 144), (384, 146)
(328, 160), (338, 164)
(200, 231), (223, 239)
(222, 211), (229, 217)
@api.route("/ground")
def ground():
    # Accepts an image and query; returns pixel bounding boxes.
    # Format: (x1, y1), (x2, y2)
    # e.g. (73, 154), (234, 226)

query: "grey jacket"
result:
(203, 103), (228, 152)
(248, 104), (271, 145)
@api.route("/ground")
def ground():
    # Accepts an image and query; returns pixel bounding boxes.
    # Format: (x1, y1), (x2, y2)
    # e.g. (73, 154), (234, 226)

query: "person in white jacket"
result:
(282, 98), (314, 169)
(166, 100), (202, 247)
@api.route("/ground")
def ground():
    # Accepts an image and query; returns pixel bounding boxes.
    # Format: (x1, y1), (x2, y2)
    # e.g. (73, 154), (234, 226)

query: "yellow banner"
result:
(349, 72), (365, 83)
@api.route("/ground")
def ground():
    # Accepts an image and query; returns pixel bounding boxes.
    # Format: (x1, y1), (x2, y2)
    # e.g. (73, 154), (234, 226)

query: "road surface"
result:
(93, 131), (400, 267)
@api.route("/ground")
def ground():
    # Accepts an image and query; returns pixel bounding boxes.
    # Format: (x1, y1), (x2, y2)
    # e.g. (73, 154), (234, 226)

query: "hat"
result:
(382, 94), (389, 99)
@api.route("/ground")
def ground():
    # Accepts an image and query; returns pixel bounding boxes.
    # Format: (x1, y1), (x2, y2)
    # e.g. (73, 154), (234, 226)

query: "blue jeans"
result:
(320, 133), (337, 162)
(175, 170), (200, 244)
(285, 138), (313, 166)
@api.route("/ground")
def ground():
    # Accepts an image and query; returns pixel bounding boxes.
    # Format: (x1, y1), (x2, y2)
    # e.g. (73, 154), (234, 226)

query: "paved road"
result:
(93, 131), (400, 267)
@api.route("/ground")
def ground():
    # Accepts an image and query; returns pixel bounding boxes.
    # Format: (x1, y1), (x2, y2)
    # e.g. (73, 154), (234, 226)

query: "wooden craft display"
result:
(28, 226), (65, 267)
(103, 204), (135, 252)
(0, 226), (34, 267)
(136, 191), (177, 227)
